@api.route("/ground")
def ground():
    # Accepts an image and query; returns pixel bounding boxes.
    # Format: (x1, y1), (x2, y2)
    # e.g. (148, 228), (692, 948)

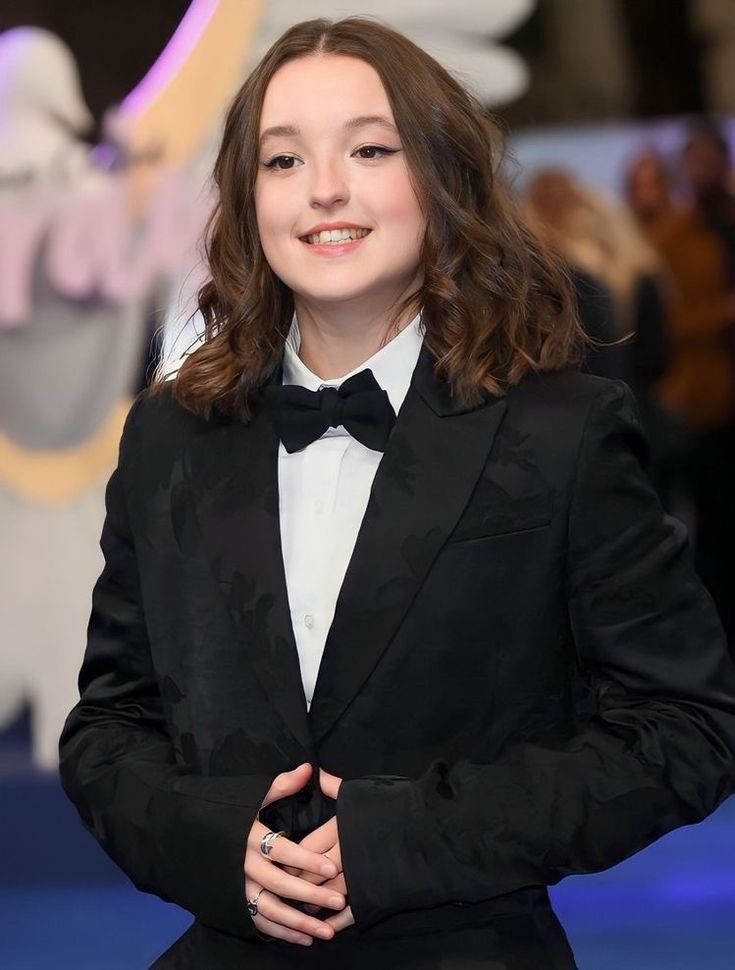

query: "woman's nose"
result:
(309, 161), (349, 209)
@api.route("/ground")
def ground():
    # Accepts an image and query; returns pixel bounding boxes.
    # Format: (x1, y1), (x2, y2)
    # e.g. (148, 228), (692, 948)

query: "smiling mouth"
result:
(301, 228), (371, 245)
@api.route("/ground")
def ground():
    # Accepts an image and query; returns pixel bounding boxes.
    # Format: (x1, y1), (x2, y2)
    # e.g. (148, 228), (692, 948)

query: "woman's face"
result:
(254, 54), (426, 317)
(627, 155), (670, 218)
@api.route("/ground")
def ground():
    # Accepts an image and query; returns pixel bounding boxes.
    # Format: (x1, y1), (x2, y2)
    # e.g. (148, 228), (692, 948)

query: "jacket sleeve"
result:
(337, 380), (735, 930)
(58, 398), (273, 939)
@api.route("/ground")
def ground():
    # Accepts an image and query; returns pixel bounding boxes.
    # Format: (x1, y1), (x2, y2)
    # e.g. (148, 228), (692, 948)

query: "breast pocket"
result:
(449, 489), (554, 543)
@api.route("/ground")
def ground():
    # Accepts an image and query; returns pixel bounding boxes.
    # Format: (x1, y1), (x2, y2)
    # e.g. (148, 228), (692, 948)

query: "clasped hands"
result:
(244, 763), (353, 947)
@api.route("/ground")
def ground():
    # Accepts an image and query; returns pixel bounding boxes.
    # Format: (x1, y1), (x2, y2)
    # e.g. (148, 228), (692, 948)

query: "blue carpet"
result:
(0, 885), (190, 970)
(551, 796), (735, 969)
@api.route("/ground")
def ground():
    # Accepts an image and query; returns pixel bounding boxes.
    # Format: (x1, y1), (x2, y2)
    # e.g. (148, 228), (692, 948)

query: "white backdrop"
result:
(510, 115), (735, 197)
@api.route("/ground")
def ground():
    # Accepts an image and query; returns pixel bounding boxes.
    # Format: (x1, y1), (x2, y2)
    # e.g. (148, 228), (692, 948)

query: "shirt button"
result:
(304, 614), (315, 629)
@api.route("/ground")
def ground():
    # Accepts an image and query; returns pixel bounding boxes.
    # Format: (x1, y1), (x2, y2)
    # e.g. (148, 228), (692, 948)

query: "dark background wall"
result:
(620, 0), (705, 117)
(502, 0), (705, 126)
(0, 0), (190, 135)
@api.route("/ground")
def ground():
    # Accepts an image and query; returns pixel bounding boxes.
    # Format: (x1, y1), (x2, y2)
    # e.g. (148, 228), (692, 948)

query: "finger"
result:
(297, 817), (339, 884)
(281, 862), (332, 884)
(325, 905), (354, 932)
(300, 817), (338, 854)
(244, 876), (261, 904)
(284, 818), (340, 885)
(246, 876), (327, 938)
(253, 913), (313, 947)
(320, 873), (347, 895)
(257, 891), (336, 941)
(281, 869), (330, 885)
(299, 870), (328, 886)
(299, 860), (343, 887)
(296, 841), (342, 886)
(261, 763), (312, 809)
(249, 855), (346, 910)
(323, 841), (342, 873)
(251, 828), (337, 879)
(303, 873), (347, 911)
(319, 768), (343, 800)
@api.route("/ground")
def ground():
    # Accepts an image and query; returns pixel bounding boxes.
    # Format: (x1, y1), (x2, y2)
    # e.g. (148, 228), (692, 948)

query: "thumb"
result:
(319, 768), (343, 800)
(261, 762), (312, 809)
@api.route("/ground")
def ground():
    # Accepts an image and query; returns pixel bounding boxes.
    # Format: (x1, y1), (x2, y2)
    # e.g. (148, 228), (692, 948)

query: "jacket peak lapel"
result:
(184, 409), (312, 753)
(308, 348), (508, 742)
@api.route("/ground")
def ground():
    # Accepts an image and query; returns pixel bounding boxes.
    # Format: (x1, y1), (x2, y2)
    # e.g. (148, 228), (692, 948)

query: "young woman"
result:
(60, 18), (735, 970)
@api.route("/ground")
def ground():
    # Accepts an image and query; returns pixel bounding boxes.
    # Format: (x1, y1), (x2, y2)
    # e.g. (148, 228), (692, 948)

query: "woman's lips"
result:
(302, 226), (371, 243)
(299, 229), (372, 256)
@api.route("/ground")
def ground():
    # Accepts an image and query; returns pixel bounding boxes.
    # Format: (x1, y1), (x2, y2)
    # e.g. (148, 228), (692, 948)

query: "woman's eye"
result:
(353, 145), (398, 160)
(264, 155), (299, 170)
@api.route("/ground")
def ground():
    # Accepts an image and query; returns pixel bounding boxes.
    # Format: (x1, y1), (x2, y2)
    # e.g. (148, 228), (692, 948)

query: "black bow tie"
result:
(263, 368), (396, 453)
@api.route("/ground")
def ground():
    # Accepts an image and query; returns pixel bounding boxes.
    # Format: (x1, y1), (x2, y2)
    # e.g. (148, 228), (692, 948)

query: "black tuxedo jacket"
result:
(59, 350), (735, 969)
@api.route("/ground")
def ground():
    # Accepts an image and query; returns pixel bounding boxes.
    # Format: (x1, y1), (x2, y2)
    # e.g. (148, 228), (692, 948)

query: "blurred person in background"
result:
(522, 169), (617, 379)
(683, 122), (735, 283)
(0, 27), (149, 768)
(626, 139), (735, 650)
(625, 149), (678, 240)
(523, 168), (677, 505)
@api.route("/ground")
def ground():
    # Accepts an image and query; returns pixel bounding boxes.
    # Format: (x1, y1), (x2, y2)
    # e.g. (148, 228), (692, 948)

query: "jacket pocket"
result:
(449, 492), (554, 543)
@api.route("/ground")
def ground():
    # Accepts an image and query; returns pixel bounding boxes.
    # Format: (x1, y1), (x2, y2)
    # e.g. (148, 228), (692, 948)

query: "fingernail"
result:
(317, 927), (333, 939)
(321, 863), (337, 877)
(329, 894), (344, 908)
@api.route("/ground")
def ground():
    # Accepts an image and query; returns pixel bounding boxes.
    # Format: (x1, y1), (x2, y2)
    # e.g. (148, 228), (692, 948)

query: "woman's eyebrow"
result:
(259, 124), (299, 145)
(259, 115), (398, 146)
(344, 114), (398, 133)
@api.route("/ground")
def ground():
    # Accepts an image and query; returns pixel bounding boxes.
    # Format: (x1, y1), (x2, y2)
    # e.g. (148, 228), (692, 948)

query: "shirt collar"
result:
(282, 313), (424, 416)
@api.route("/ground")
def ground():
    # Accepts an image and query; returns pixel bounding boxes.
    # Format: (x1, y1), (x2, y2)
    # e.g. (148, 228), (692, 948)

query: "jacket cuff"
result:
(338, 776), (434, 930)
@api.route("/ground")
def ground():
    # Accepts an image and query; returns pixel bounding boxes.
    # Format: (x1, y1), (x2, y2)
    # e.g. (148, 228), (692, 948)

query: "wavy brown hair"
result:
(165, 17), (583, 419)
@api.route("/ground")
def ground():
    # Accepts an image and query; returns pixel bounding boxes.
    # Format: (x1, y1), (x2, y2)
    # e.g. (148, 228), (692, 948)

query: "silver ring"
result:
(246, 887), (265, 916)
(260, 829), (286, 857)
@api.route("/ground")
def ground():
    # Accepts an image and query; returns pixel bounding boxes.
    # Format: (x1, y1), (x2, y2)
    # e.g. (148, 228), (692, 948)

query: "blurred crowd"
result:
(522, 124), (735, 649)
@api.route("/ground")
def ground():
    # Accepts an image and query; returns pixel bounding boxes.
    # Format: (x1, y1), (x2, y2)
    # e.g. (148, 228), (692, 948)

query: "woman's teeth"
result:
(305, 227), (370, 245)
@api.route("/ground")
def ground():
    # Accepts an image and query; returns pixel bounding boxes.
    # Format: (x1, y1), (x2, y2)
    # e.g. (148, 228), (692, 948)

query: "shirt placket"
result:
(297, 436), (349, 703)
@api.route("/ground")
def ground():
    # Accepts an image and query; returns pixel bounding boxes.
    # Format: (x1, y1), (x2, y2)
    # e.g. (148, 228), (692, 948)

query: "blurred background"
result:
(0, 1), (733, 967)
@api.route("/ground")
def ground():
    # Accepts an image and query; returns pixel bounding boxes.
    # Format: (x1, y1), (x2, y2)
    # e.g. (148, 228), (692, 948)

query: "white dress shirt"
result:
(278, 314), (424, 707)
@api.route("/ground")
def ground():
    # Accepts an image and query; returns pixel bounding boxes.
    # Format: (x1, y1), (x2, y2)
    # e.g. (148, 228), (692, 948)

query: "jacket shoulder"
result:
(500, 368), (636, 471)
(509, 366), (619, 405)
(117, 383), (227, 489)
(505, 367), (627, 427)
(126, 382), (214, 440)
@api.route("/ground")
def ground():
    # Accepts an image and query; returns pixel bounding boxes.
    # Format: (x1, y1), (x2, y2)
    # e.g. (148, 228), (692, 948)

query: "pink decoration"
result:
(0, 170), (214, 325)
(120, 0), (219, 119)
(0, 196), (51, 322)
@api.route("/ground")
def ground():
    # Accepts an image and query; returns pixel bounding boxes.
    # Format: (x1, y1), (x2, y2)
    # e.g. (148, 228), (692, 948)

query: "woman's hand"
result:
(244, 763), (346, 946)
(298, 769), (355, 932)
